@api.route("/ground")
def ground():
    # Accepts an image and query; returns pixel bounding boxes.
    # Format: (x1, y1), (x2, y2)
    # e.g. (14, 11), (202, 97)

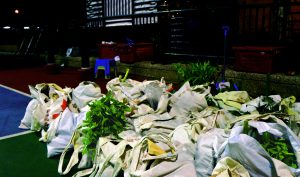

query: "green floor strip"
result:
(0, 133), (79, 177)
(0, 130), (33, 140)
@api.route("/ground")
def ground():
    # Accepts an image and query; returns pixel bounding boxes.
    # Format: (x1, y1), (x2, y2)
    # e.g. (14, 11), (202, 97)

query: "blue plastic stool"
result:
(94, 58), (117, 79)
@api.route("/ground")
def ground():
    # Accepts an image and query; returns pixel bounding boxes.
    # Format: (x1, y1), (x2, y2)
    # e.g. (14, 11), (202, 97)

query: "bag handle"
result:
(58, 130), (83, 175)
(127, 133), (177, 175)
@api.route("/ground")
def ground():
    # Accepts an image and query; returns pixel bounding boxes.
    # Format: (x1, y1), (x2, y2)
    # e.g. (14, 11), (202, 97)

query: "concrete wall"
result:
(117, 61), (300, 99)
(55, 56), (300, 99)
(225, 70), (300, 98)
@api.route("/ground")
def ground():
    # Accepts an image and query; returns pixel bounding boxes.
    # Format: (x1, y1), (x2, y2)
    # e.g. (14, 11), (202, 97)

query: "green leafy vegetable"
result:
(260, 132), (298, 169)
(173, 60), (219, 86)
(243, 120), (249, 135)
(81, 91), (131, 156)
(243, 122), (298, 168)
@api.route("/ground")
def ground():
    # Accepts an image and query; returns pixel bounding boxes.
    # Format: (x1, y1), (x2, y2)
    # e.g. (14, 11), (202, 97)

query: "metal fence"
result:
(86, 0), (159, 28)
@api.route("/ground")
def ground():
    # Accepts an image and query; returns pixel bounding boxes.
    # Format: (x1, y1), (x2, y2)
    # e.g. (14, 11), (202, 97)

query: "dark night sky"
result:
(0, 0), (237, 28)
(0, 0), (85, 27)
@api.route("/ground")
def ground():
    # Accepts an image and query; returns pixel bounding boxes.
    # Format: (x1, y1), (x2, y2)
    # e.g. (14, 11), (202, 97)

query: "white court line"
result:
(0, 130), (34, 140)
(0, 84), (31, 97)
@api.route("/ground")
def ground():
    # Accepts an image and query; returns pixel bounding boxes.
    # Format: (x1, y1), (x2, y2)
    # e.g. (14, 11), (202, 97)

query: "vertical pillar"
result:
(45, 23), (60, 74)
(46, 24), (56, 64)
(80, 27), (90, 68)
(78, 27), (94, 81)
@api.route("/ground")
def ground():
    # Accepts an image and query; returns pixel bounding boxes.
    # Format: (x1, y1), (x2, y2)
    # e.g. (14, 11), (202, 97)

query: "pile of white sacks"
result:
(19, 77), (300, 177)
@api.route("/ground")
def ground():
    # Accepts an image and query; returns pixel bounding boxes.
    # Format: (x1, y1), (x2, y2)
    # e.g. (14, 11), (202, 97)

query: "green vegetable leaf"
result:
(81, 91), (130, 155)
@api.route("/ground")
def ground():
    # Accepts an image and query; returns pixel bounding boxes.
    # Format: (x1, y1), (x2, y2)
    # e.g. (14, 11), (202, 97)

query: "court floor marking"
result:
(0, 84), (31, 97)
(0, 130), (34, 140)
(0, 84), (33, 140)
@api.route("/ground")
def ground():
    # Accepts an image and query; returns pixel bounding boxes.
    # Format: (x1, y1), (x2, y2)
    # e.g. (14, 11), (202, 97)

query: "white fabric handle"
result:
(58, 130), (83, 175)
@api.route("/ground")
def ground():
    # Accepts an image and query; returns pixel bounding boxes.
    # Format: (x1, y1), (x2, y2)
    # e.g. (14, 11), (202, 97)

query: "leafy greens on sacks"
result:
(81, 91), (131, 157)
(243, 120), (298, 169)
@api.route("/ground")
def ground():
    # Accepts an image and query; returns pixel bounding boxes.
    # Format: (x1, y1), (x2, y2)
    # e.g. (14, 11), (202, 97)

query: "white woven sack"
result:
(169, 82), (208, 118)
(125, 133), (177, 176)
(211, 157), (250, 177)
(72, 81), (102, 110)
(194, 128), (229, 177)
(222, 120), (300, 177)
(137, 143), (197, 177)
(133, 112), (183, 136)
(19, 99), (39, 129)
(46, 108), (86, 157)
(58, 126), (93, 175)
